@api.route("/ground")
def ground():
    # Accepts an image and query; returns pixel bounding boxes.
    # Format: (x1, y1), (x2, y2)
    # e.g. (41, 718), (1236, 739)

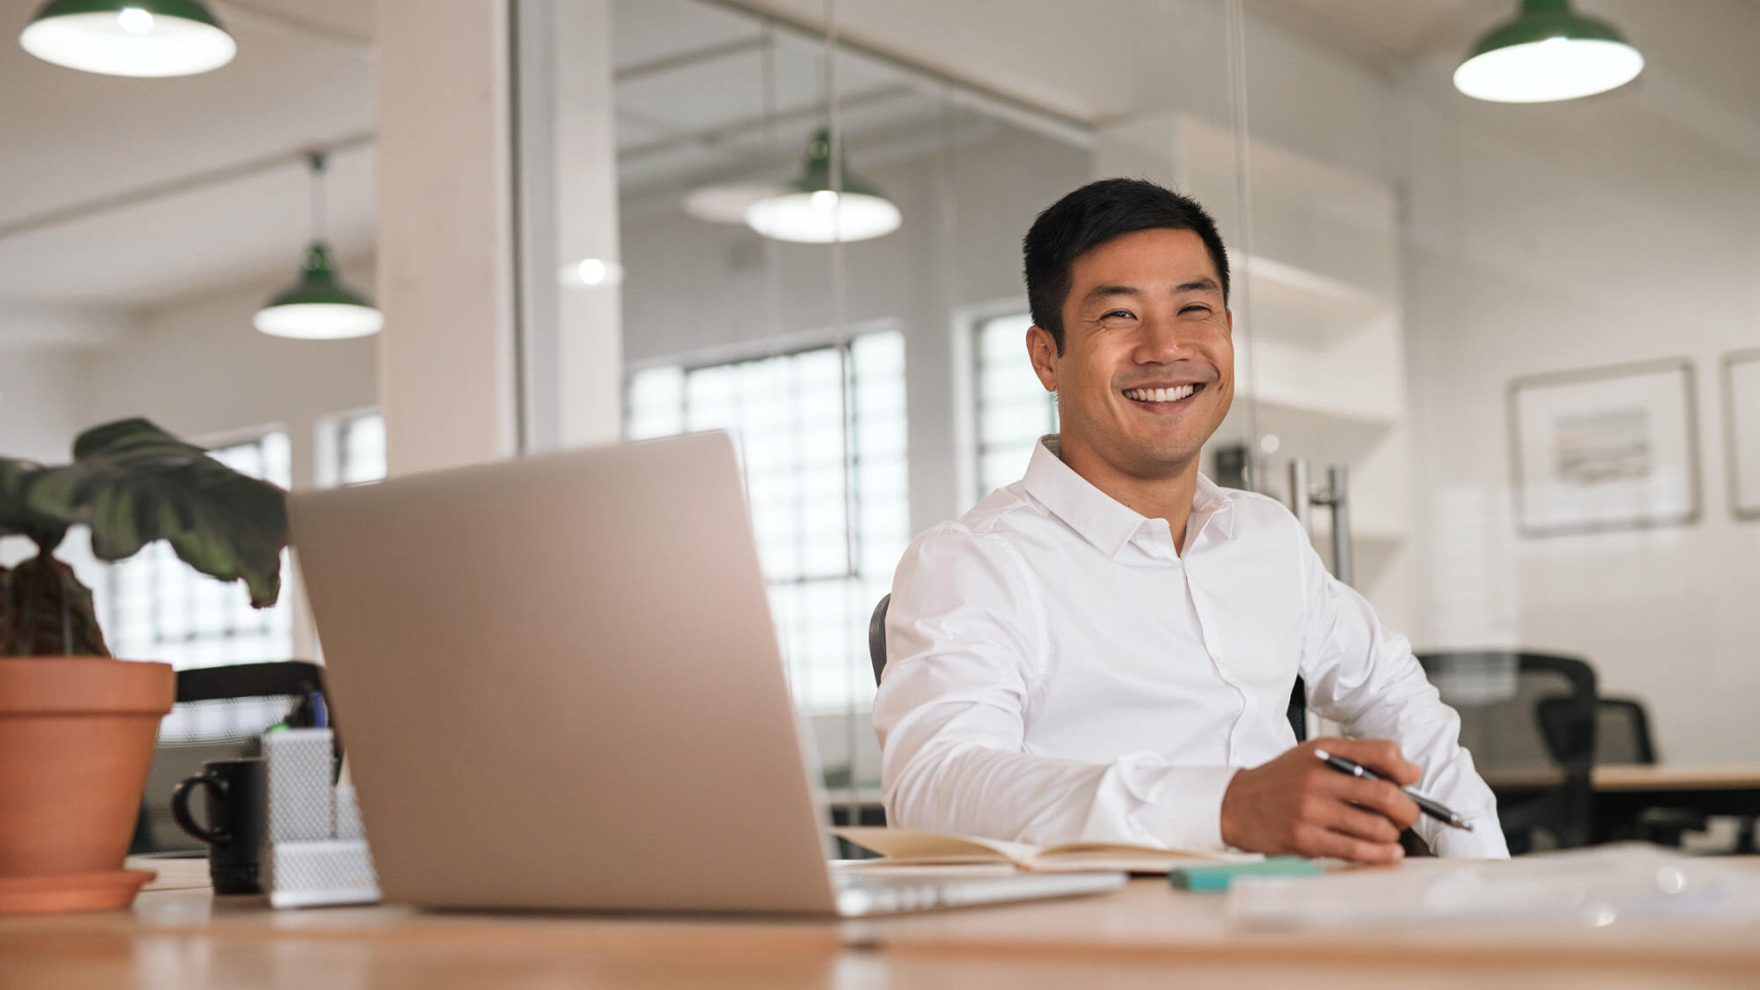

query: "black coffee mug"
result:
(171, 757), (266, 895)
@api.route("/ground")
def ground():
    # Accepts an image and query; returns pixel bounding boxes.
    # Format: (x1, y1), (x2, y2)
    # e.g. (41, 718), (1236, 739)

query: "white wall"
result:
(1396, 96), (1760, 764)
(0, 348), (90, 569)
(0, 348), (86, 464)
(82, 266), (379, 491)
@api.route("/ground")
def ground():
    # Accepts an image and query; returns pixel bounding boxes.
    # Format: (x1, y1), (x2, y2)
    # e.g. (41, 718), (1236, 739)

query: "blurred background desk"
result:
(2, 857), (1760, 989)
(1485, 764), (1760, 851)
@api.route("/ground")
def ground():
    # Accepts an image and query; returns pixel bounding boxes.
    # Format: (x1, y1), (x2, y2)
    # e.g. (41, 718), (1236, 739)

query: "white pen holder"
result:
(261, 728), (381, 908)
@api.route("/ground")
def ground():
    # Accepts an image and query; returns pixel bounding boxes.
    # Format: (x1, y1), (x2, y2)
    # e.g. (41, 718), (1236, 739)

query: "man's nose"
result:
(1132, 315), (1194, 364)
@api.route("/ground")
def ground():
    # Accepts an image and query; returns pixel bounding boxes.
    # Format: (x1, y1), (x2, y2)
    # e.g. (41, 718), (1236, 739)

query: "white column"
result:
(513, 0), (623, 451)
(373, 0), (519, 475)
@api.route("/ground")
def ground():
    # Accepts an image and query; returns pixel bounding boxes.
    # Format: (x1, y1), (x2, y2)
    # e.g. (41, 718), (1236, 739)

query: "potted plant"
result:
(0, 418), (287, 914)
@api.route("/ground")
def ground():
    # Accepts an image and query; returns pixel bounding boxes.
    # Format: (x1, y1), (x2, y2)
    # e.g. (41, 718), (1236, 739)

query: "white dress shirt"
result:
(873, 436), (1507, 858)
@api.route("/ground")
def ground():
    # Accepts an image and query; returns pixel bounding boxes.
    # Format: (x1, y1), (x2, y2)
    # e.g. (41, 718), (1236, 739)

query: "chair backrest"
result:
(1416, 650), (1596, 851)
(1540, 695), (1656, 766)
(133, 660), (330, 853)
(868, 594), (890, 687)
(1594, 697), (1658, 765)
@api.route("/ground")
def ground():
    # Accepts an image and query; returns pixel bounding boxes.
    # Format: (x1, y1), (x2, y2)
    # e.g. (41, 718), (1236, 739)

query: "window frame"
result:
(622, 323), (908, 714)
(965, 300), (1057, 502)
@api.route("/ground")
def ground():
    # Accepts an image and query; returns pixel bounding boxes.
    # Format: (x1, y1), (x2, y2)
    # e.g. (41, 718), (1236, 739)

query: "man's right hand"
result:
(1218, 738), (1421, 864)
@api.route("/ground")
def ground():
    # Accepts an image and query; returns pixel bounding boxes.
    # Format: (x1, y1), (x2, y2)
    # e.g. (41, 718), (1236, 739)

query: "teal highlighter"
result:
(1169, 857), (1323, 893)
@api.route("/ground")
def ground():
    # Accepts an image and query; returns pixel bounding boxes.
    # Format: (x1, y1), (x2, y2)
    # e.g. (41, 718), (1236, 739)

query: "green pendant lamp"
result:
(254, 153), (382, 341)
(744, 128), (902, 244)
(1454, 0), (1643, 103)
(19, 0), (236, 77)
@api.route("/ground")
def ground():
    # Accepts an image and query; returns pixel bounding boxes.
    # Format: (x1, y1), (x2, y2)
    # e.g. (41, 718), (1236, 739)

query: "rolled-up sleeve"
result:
(1294, 529), (1509, 858)
(873, 524), (1240, 852)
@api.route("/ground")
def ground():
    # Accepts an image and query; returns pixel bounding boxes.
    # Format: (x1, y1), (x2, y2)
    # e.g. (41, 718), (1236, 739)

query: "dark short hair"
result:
(1023, 178), (1230, 353)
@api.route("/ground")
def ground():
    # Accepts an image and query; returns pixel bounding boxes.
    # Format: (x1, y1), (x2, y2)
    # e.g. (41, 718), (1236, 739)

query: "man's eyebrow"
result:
(1080, 284), (1139, 307)
(1080, 278), (1220, 308)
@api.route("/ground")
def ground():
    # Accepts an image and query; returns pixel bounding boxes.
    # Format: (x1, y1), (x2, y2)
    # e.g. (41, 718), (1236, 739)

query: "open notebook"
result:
(835, 827), (1258, 875)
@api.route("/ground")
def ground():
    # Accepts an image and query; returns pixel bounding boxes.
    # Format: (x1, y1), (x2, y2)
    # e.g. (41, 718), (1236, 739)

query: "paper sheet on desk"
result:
(1228, 844), (1760, 930)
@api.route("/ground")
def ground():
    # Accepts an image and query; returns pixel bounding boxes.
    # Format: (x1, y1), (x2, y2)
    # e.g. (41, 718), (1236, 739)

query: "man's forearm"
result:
(883, 739), (1238, 851)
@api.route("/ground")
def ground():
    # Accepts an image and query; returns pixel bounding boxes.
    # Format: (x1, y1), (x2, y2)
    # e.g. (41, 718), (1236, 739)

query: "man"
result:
(873, 178), (1506, 862)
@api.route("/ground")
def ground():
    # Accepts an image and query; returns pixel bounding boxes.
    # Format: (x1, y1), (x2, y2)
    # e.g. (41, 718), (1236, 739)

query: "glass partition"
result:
(516, 0), (1760, 847)
(516, 0), (1253, 812)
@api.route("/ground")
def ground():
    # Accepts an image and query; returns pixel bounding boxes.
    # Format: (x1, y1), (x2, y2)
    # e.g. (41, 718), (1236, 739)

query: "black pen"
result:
(1313, 749), (1473, 831)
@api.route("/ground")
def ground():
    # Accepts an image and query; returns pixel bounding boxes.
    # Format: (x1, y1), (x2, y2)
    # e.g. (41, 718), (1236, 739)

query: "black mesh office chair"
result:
(1417, 650), (1596, 854)
(1538, 695), (1715, 848)
(131, 660), (331, 853)
(1585, 698), (1659, 764)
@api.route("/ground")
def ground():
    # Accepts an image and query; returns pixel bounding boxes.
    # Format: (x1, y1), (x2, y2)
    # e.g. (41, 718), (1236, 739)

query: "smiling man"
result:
(873, 178), (1507, 862)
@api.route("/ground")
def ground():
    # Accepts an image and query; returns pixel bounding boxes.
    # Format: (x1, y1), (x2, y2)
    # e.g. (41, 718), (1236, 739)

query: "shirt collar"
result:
(1021, 435), (1237, 557)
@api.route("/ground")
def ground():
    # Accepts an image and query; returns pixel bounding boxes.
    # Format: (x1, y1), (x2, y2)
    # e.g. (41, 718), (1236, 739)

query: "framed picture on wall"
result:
(1508, 359), (1700, 536)
(1725, 349), (1760, 521)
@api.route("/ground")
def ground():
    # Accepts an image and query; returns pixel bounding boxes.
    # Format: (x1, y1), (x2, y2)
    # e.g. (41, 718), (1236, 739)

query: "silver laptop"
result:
(289, 431), (1123, 915)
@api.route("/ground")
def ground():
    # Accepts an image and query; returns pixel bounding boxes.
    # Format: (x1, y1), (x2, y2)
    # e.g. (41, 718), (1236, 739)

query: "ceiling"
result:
(2, 0), (1756, 341)
(0, 0), (375, 316)
(0, 0), (959, 327)
(610, 0), (987, 207)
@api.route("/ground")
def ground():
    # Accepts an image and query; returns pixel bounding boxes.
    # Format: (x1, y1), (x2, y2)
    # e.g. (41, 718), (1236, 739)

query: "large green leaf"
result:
(17, 418), (288, 608)
(0, 457), (69, 550)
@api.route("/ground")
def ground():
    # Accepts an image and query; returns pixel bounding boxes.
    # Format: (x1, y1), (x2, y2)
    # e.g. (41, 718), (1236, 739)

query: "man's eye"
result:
(1181, 305), (1211, 315)
(1102, 309), (1134, 320)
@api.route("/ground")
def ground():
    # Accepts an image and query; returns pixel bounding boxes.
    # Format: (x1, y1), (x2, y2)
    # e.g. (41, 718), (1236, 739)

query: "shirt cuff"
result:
(1086, 754), (1241, 853)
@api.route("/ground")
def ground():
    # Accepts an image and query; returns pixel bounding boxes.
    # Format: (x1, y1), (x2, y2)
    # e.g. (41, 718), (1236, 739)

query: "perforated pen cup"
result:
(260, 728), (381, 907)
(264, 729), (336, 844)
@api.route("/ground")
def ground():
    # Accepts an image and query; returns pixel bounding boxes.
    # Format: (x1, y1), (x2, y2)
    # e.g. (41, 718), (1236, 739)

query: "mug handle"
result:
(170, 772), (229, 845)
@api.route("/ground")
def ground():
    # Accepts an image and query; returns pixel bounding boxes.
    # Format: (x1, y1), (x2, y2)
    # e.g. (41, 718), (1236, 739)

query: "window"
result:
(330, 411), (387, 486)
(106, 431), (294, 670)
(974, 310), (1057, 498)
(626, 330), (908, 713)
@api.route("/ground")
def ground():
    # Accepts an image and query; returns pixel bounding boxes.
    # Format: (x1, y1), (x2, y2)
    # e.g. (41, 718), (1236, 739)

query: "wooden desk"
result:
(3, 857), (1759, 989)
(1485, 764), (1760, 846)
(1484, 764), (1760, 793)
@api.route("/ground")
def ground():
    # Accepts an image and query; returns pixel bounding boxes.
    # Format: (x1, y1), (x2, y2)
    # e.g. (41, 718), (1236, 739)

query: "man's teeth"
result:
(1123, 385), (1197, 403)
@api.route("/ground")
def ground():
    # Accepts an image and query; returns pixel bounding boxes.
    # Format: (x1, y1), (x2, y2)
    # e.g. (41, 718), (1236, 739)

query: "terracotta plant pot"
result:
(0, 657), (174, 914)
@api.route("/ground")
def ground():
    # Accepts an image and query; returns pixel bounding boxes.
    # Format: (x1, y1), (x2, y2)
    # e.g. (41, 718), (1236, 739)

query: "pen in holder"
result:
(261, 728), (380, 908)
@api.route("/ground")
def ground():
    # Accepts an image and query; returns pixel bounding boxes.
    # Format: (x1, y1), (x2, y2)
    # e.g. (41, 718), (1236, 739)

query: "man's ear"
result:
(1026, 324), (1059, 393)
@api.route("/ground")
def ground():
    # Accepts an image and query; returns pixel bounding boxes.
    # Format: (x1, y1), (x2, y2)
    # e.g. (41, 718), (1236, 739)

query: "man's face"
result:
(1027, 227), (1234, 482)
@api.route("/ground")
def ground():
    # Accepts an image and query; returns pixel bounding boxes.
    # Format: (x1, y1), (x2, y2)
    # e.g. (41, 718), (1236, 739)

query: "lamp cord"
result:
(308, 151), (328, 244)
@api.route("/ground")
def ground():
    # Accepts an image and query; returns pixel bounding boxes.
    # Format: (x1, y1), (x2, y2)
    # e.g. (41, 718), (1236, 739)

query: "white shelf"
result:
(1235, 252), (1391, 348)
(1226, 392), (1397, 465)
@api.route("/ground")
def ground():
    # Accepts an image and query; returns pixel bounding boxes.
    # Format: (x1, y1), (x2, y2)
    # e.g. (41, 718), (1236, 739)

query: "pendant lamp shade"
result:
(254, 153), (381, 340)
(1454, 0), (1642, 103)
(745, 129), (901, 244)
(20, 0), (236, 78)
(253, 244), (383, 340)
